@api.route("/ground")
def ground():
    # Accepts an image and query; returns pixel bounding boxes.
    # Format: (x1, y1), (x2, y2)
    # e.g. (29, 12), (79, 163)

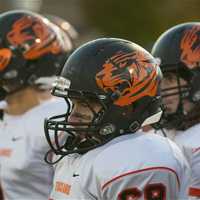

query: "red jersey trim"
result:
(189, 187), (200, 197)
(193, 147), (200, 153)
(101, 166), (180, 190)
(0, 183), (4, 200)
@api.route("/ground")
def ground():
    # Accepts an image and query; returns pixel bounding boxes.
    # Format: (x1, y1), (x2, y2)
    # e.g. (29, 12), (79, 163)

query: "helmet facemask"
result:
(158, 64), (200, 130)
(44, 77), (115, 159)
(44, 76), (162, 161)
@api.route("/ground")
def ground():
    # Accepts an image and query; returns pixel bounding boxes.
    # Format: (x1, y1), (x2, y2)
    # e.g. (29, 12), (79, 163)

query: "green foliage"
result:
(81, 0), (200, 49)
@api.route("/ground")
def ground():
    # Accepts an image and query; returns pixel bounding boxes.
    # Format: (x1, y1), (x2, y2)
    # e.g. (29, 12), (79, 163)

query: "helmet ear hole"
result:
(191, 91), (200, 102)
(189, 72), (200, 102)
(99, 123), (116, 136)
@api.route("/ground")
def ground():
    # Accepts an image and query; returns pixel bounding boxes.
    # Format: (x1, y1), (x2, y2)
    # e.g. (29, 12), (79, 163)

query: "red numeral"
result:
(118, 183), (166, 200)
(0, 184), (3, 200)
(144, 183), (166, 200)
(118, 188), (142, 200)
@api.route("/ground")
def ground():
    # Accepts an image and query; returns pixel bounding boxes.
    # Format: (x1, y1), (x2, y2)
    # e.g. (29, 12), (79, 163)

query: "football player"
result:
(45, 14), (78, 48)
(44, 38), (191, 200)
(0, 10), (75, 200)
(152, 22), (200, 198)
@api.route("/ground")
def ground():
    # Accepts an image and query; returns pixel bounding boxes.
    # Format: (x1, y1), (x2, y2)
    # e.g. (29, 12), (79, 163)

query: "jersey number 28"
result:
(118, 183), (166, 200)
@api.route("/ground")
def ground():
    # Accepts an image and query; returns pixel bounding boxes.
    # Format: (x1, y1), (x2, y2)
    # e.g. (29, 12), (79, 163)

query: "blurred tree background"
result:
(81, 0), (200, 49)
(0, 0), (200, 49)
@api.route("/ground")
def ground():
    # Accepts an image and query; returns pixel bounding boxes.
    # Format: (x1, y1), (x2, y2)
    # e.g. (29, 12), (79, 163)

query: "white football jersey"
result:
(152, 129), (193, 164)
(0, 97), (66, 200)
(0, 101), (7, 109)
(49, 132), (191, 200)
(174, 124), (200, 198)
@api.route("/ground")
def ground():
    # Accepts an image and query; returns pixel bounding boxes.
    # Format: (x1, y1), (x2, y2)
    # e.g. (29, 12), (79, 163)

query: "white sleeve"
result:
(189, 149), (200, 198)
(0, 182), (3, 200)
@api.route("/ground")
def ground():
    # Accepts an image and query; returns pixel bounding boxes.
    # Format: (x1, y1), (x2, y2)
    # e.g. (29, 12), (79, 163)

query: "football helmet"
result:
(45, 14), (78, 48)
(44, 38), (162, 160)
(152, 22), (200, 130)
(0, 10), (74, 100)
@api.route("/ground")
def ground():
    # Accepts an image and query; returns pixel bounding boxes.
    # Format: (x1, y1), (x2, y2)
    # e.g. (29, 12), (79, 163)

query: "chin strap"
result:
(152, 122), (168, 137)
(160, 128), (167, 137)
(44, 149), (65, 165)
(0, 88), (7, 101)
(0, 110), (3, 120)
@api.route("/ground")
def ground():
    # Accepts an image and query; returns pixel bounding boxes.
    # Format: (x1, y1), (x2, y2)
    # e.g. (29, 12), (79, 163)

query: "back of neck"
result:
(4, 87), (52, 115)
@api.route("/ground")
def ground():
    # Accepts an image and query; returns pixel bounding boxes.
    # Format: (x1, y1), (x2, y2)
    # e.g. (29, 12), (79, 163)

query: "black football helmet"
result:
(152, 22), (200, 130)
(45, 14), (78, 49)
(0, 10), (74, 100)
(44, 38), (163, 161)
